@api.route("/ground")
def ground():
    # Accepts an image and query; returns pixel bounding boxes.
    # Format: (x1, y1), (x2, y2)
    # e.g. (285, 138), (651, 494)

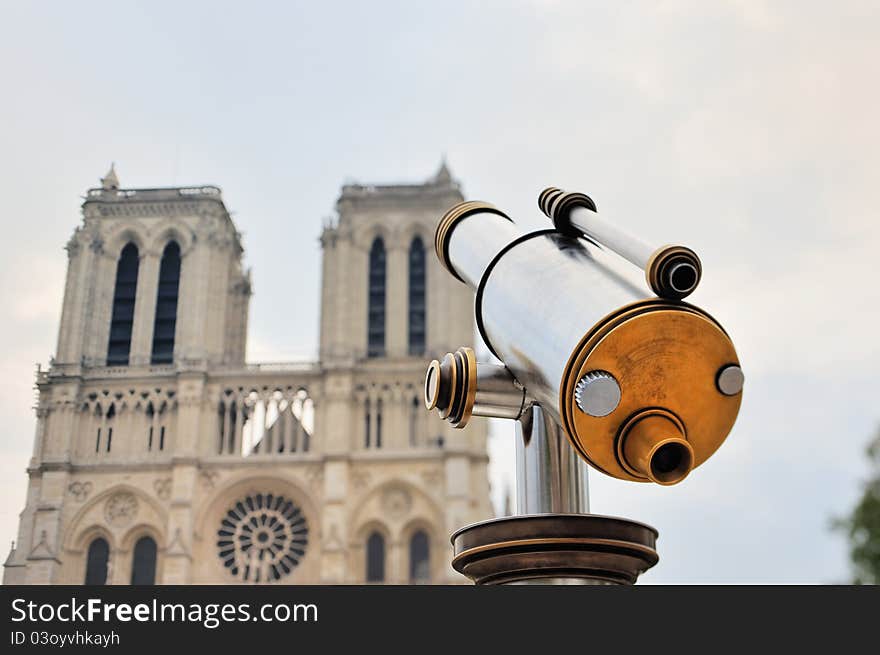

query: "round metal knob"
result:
(716, 365), (744, 396)
(575, 370), (621, 417)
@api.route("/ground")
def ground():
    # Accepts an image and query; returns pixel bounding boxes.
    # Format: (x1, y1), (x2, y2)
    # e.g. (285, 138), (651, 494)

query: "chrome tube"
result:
(472, 363), (526, 421)
(473, 229), (649, 425)
(444, 208), (522, 288)
(515, 405), (590, 514)
(567, 204), (654, 269)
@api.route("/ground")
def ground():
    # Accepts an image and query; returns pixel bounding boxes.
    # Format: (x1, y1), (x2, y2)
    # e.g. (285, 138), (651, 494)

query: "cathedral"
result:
(2, 163), (493, 585)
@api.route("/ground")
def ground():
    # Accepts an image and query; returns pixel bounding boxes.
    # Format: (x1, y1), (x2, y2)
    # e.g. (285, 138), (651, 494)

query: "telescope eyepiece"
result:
(619, 411), (695, 485)
(646, 245), (703, 300)
(425, 348), (526, 427)
(424, 359), (443, 410)
(650, 441), (694, 484)
(669, 261), (699, 295)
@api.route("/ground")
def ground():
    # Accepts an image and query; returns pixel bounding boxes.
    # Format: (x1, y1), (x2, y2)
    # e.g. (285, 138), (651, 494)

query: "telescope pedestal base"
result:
(451, 514), (659, 585)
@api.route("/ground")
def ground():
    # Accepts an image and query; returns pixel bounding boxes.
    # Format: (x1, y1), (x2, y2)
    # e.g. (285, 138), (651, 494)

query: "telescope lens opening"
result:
(669, 261), (698, 294)
(650, 441), (693, 484)
(424, 360), (441, 410)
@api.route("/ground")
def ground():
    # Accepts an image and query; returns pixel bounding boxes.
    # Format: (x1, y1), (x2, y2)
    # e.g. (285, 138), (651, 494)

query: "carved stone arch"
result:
(121, 523), (164, 585)
(104, 222), (149, 259)
(401, 510), (437, 534)
(348, 480), (443, 584)
(192, 473), (321, 585)
(400, 517), (439, 582)
(70, 523), (115, 554)
(63, 483), (168, 552)
(69, 524), (115, 586)
(349, 479), (443, 540)
(148, 220), (195, 258)
(120, 522), (165, 552)
(399, 223), (431, 252)
(122, 389), (138, 410)
(353, 223), (392, 252)
(351, 519), (392, 547)
(349, 519), (391, 584)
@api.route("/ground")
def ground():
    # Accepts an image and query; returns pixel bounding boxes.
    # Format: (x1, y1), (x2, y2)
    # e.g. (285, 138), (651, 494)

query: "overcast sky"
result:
(1, 1), (878, 583)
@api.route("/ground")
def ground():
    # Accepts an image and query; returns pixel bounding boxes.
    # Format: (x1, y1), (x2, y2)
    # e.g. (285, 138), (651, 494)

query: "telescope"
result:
(425, 187), (744, 585)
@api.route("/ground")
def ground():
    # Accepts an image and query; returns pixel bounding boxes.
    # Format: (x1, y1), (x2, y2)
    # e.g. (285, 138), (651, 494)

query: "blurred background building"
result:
(3, 163), (492, 585)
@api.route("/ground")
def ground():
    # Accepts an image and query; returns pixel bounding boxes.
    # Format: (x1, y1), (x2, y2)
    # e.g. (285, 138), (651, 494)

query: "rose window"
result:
(217, 493), (309, 583)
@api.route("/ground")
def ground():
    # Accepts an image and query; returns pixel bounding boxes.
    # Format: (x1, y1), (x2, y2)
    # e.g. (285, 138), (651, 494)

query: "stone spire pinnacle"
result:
(101, 162), (119, 190)
(430, 156), (452, 185)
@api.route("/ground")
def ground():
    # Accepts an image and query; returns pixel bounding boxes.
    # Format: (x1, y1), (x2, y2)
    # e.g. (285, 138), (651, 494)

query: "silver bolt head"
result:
(717, 365), (744, 396)
(575, 371), (621, 417)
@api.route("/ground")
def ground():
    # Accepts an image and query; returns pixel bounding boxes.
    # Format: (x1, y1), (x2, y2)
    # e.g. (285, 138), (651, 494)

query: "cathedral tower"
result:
(3, 163), (491, 585)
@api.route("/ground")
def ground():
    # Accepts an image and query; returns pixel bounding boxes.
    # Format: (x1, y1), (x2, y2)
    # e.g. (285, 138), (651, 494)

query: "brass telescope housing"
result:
(425, 197), (743, 486)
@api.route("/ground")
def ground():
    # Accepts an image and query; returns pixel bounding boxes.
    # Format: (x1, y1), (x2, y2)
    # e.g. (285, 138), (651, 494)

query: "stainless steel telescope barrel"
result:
(538, 187), (702, 300)
(426, 200), (743, 486)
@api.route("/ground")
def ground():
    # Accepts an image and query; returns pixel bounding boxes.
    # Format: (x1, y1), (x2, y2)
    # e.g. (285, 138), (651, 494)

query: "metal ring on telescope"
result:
(436, 352), (457, 420)
(473, 229), (560, 361)
(645, 244), (703, 300)
(435, 201), (512, 283)
(424, 347), (477, 428)
(450, 347), (477, 427)
(538, 187), (598, 237)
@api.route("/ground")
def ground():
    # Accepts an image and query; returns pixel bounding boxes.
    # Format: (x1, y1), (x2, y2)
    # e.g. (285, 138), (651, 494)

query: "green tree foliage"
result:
(833, 430), (880, 584)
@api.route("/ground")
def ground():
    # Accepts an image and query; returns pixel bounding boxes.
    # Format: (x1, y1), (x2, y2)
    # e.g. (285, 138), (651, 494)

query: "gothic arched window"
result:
(151, 241), (181, 364)
(409, 530), (430, 584)
(105, 403), (115, 452)
(410, 396), (419, 446)
(366, 531), (385, 583)
(408, 236), (426, 355)
(364, 398), (371, 448)
(376, 398), (383, 449)
(85, 537), (110, 585)
(367, 237), (386, 358)
(146, 402), (155, 451)
(107, 243), (140, 365)
(130, 536), (157, 585)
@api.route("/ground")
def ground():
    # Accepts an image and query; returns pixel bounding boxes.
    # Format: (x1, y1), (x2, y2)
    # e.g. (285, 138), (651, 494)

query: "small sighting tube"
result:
(567, 203), (656, 267)
(425, 347), (525, 427)
(538, 187), (702, 300)
(472, 363), (527, 421)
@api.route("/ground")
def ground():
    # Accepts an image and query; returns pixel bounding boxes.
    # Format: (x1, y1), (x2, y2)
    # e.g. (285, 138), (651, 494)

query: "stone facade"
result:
(3, 163), (492, 585)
